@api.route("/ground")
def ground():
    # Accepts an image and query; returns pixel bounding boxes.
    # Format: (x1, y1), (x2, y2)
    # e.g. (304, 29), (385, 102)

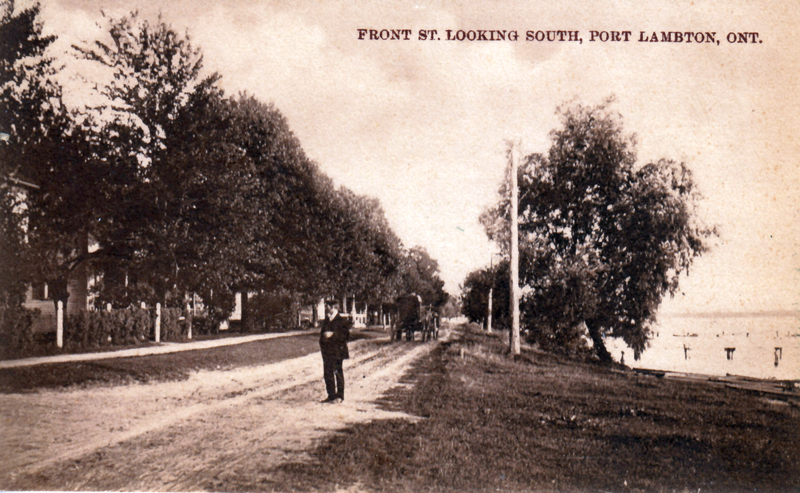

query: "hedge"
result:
(65, 307), (152, 347)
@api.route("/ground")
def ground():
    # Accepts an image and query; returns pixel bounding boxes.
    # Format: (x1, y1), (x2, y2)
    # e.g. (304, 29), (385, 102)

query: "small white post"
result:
(56, 300), (64, 348)
(155, 303), (161, 343)
(106, 303), (112, 312)
(187, 304), (192, 340)
(141, 301), (147, 309)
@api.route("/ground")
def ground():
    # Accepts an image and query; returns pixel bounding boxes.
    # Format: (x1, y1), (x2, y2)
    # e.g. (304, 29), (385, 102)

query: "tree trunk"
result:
(586, 319), (613, 365)
(50, 276), (70, 315)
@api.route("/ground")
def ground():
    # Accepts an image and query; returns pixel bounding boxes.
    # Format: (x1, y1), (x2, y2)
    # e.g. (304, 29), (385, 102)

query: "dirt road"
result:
(0, 331), (447, 491)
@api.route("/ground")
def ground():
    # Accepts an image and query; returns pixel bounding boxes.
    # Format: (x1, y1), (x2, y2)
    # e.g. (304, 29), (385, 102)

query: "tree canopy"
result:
(2, 7), (443, 329)
(481, 99), (715, 362)
(400, 246), (448, 308)
(0, 0), (67, 310)
(460, 260), (509, 329)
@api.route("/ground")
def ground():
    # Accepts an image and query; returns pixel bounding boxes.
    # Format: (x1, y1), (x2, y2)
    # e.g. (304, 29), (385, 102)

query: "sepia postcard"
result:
(1, 0), (798, 491)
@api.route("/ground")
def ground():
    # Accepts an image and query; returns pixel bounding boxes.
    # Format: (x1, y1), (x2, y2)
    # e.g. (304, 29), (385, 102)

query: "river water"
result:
(606, 312), (800, 380)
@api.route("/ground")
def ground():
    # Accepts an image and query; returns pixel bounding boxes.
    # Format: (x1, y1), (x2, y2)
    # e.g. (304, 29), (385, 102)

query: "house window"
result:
(32, 281), (49, 300)
(725, 348), (735, 360)
(775, 347), (782, 367)
(683, 344), (690, 360)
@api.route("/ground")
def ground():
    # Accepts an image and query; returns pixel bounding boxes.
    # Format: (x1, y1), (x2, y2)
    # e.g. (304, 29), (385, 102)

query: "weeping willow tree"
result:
(483, 99), (716, 363)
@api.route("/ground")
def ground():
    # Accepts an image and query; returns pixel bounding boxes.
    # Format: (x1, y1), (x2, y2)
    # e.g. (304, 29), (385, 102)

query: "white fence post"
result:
(155, 303), (161, 343)
(56, 300), (63, 348)
(186, 302), (192, 340)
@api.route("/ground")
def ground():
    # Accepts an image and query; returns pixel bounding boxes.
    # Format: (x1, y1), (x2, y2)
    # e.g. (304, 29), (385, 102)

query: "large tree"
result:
(2, 5), (416, 334)
(72, 11), (412, 317)
(306, 182), (401, 304)
(227, 93), (331, 300)
(71, 12), (240, 312)
(460, 260), (509, 329)
(0, 0), (54, 313)
(0, 0), (84, 314)
(483, 99), (715, 362)
(398, 246), (448, 307)
(0, 1), (57, 154)
(460, 267), (491, 326)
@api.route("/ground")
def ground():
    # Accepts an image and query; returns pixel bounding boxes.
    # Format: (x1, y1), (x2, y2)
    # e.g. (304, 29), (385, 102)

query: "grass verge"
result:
(267, 326), (800, 493)
(0, 326), (313, 361)
(0, 331), (379, 393)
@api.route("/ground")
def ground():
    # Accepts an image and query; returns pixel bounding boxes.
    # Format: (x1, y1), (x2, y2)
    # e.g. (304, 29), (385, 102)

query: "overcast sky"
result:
(28, 0), (800, 313)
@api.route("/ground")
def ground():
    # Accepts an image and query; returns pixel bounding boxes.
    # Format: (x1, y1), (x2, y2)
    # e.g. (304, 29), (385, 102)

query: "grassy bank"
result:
(270, 326), (800, 493)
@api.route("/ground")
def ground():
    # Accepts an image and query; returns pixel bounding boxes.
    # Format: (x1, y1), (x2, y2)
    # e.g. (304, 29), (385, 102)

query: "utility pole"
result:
(509, 140), (521, 357)
(486, 287), (493, 335)
(487, 252), (500, 334)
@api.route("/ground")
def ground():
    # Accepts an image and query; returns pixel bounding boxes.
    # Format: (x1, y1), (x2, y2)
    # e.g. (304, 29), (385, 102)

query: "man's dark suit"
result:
(320, 313), (351, 400)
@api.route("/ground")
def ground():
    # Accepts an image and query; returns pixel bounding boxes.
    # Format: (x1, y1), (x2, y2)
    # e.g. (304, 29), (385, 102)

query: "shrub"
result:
(0, 306), (39, 353)
(64, 311), (89, 347)
(158, 307), (185, 342)
(65, 307), (152, 348)
(191, 315), (219, 336)
(525, 322), (593, 359)
(122, 308), (151, 343)
(245, 292), (302, 333)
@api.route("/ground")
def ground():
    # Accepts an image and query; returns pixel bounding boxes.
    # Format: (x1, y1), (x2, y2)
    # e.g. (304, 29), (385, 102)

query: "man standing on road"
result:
(320, 300), (352, 403)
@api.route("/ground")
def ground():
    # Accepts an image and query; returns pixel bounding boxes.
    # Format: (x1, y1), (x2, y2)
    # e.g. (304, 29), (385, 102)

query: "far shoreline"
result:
(659, 310), (798, 319)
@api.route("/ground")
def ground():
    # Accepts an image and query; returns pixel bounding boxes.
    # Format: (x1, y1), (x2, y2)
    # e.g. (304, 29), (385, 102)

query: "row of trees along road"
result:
(465, 99), (716, 363)
(0, 3), (449, 336)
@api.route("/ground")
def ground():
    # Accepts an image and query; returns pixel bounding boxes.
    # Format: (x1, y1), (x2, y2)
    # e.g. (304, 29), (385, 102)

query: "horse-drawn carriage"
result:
(392, 294), (439, 342)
